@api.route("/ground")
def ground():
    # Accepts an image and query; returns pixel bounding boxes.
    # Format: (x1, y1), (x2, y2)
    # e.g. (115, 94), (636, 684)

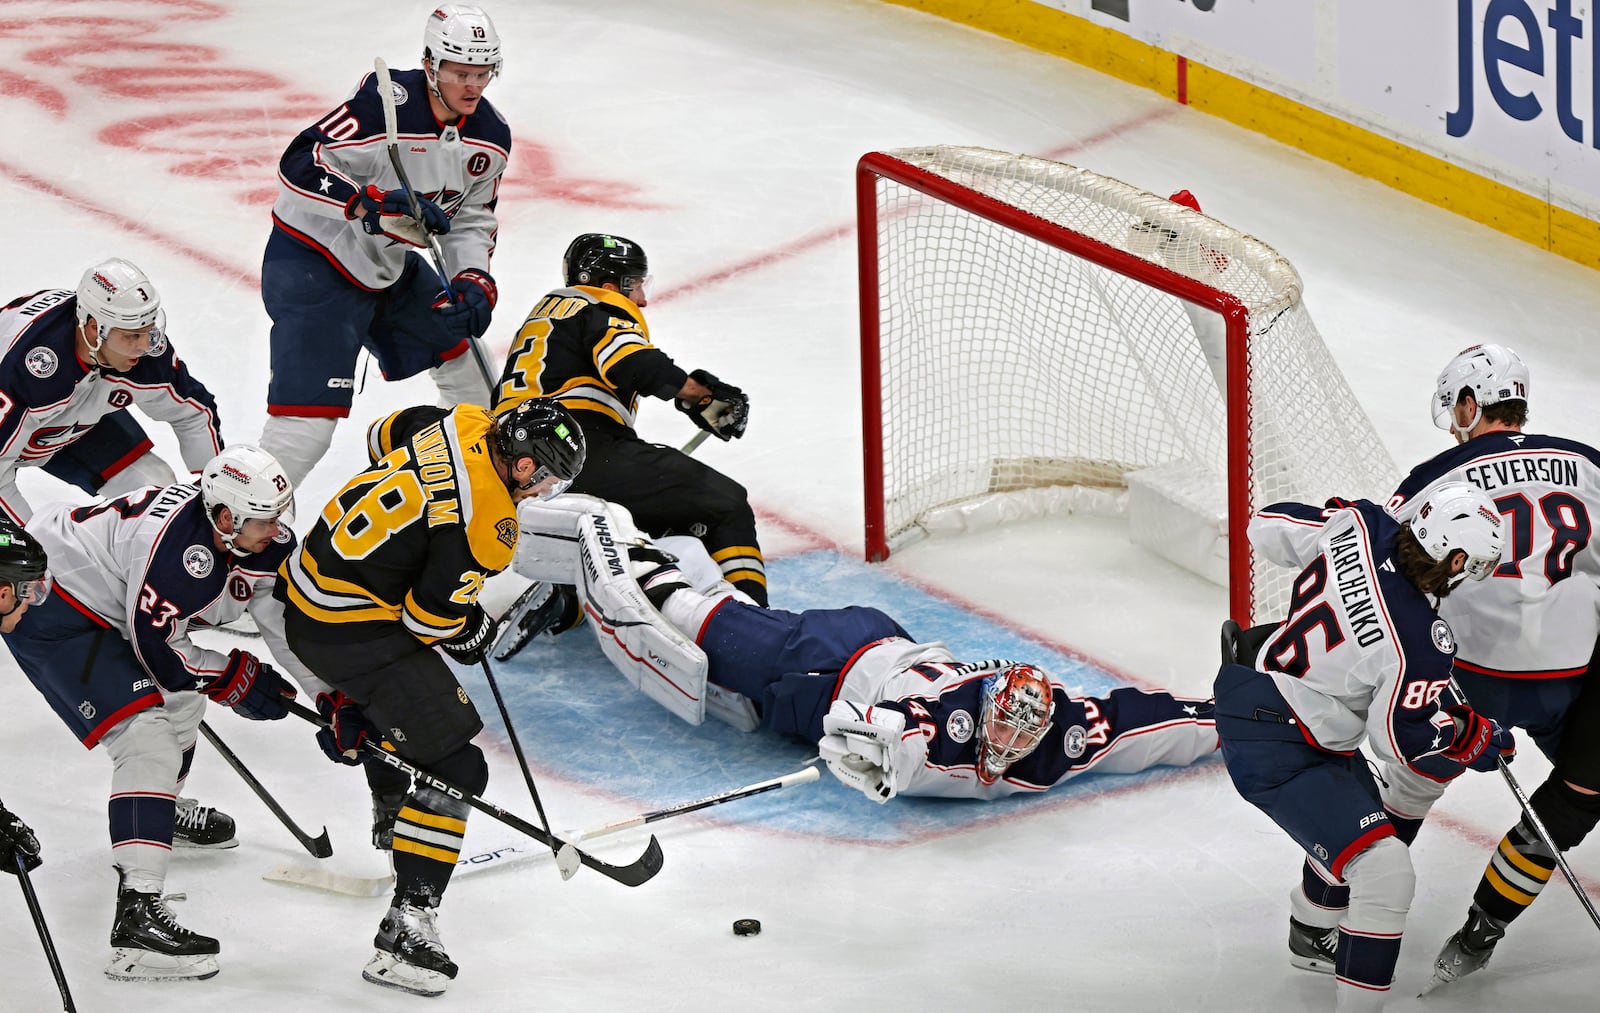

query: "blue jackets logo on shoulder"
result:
(24, 347), (57, 378)
(1431, 619), (1456, 655)
(183, 545), (214, 579)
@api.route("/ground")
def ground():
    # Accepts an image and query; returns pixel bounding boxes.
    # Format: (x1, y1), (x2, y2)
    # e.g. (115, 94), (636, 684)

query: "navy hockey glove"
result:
(204, 650), (296, 721)
(1442, 705), (1515, 771)
(440, 603), (495, 666)
(0, 802), (41, 875)
(676, 369), (750, 441)
(350, 184), (451, 245)
(315, 691), (378, 766)
(434, 268), (497, 340)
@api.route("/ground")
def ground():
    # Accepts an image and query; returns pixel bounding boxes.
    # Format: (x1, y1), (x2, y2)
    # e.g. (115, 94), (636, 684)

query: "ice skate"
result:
(363, 902), (458, 997)
(490, 581), (576, 661)
(1288, 916), (1338, 974)
(173, 797), (237, 849)
(1421, 907), (1505, 995)
(104, 873), (221, 982)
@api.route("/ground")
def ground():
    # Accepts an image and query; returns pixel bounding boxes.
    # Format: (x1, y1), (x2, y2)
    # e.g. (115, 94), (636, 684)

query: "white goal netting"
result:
(860, 146), (1398, 623)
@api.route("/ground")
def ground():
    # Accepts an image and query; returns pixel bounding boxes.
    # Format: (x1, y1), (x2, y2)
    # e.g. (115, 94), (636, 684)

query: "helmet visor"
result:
(14, 573), (50, 607)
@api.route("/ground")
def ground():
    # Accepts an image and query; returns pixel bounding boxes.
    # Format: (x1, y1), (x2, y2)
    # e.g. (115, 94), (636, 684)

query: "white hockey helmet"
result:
(201, 445), (295, 553)
(977, 664), (1055, 785)
(1411, 481), (1504, 587)
(423, 4), (502, 76)
(1431, 343), (1529, 434)
(75, 257), (168, 357)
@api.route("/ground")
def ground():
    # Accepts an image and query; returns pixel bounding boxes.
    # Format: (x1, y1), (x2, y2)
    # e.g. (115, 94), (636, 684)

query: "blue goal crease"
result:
(463, 549), (1201, 845)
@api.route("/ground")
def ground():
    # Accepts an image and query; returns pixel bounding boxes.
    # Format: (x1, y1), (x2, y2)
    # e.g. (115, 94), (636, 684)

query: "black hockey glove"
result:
(315, 691), (379, 766)
(440, 603), (496, 666)
(204, 650), (296, 721)
(676, 369), (750, 441)
(0, 801), (41, 875)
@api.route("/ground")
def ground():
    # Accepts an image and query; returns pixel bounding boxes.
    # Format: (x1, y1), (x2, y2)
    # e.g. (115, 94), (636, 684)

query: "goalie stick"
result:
(286, 700), (663, 887)
(373, 57), (498, 393)
(199, 720), (332, 858)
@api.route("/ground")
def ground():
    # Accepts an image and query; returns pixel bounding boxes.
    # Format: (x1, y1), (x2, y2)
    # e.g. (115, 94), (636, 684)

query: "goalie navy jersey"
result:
(282, 404), (517, 644)
(26, 481), (293, 694)
(271, 67), (510, 290)
(835, 639), (1217, 799)
(0, 289), (223, 522)
(1246, 499), (1467, 778)
(493, 286), (689, 436)
(1387, 431), (1600, 678)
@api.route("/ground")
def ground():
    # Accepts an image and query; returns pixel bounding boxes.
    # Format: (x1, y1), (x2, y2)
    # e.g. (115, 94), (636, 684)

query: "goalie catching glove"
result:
(818, 700), (927, 803)
(676, 369), (749, 441)
(203, 650), (295, 721)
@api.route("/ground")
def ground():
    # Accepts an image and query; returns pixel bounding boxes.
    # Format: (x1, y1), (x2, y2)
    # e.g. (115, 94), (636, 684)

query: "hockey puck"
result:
(732, 918), (762, 937)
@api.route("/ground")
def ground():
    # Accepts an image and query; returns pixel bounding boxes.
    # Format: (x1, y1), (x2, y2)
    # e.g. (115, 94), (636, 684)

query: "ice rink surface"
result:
(1, 1), (1597, 1010)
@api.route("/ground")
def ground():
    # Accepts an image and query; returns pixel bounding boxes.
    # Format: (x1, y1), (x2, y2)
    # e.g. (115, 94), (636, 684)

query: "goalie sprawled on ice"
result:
(506, 495), (1219, 801)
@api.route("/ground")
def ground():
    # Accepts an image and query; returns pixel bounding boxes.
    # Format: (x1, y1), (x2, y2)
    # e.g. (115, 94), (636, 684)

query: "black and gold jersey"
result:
(492, 285), (688, 436)
(281, 404), (518, 644)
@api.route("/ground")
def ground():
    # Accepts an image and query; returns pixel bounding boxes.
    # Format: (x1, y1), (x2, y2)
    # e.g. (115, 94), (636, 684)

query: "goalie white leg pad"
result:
(705, 681), (760, 732)
(363, 950), (450, 997)
(105, 947), (221, 982)
(577, 509), (708, 726)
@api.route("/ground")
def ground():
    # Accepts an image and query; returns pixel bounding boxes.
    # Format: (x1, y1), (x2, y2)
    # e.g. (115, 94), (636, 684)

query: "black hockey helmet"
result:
(0, 519), (47, 586)
(494, 398), (586, 497)
(563, 233), (649, 297)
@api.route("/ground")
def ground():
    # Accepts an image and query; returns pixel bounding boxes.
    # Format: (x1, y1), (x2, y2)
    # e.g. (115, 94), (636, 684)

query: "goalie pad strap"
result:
(577, 509), (708, 726)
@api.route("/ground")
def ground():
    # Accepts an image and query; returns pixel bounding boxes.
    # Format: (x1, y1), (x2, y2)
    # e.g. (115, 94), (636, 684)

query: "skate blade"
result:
(1288, 953), (1336, 975)
(172, 836), (238, 850)
(105, 946), (220, 981)
(363, 950), (450, 997)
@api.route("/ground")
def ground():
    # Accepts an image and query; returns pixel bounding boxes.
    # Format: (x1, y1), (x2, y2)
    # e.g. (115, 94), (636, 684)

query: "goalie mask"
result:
(1412, 482), (1504, 588)
(1431, 343), (1529, 436)
(563, 233), (650, 304)
(977, 664), (1055, 785)
(201, 445), (296, 555)
(75, 257), (168, 365)
(494, 399), (586, 500)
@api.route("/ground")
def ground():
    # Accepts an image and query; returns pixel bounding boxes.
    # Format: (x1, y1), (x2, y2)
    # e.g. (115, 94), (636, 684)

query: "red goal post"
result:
(857, 146), (1398, 625)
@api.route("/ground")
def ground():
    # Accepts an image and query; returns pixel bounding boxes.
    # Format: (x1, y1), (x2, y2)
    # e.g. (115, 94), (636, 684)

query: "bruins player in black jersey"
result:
(278, 398), (583, 997)
(493, 233), (766, 619)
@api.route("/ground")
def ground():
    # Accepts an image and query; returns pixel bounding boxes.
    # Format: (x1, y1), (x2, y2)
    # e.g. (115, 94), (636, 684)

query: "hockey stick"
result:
(1449, 679), (1600, 931)
(449, 765), (819, 879)
(477, 656), (579, 879)
(13, 851), (76, 1012)
(373, 57), (498, 393)
(198, 720), (333, 858)
(682, 431), (710, 455)
(286, 700), (662, 887)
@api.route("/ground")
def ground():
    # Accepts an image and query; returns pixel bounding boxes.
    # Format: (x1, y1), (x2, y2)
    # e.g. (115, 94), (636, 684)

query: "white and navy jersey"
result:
(1387, 431), (1600, 678)
(271, 68), (510, 290)
(28, 482), (295, 694)
(0, 290), (223, 523)
(1247, 499), (1464, 776)
(835, 639), (1217, 800)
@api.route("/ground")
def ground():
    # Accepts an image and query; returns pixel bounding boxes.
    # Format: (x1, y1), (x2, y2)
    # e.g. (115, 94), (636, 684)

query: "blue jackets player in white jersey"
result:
(506, 497), (1218, 801)
(0, 258), (223, 524)
(1215, 486), (1513, 1013)
(1384, 344), (1600, 988)
(1, 446), (301, 983)
(260, 4), (510, 487)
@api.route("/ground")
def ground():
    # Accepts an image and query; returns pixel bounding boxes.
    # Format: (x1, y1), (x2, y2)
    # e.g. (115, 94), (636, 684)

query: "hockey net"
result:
(858, 146), (1398, 624)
